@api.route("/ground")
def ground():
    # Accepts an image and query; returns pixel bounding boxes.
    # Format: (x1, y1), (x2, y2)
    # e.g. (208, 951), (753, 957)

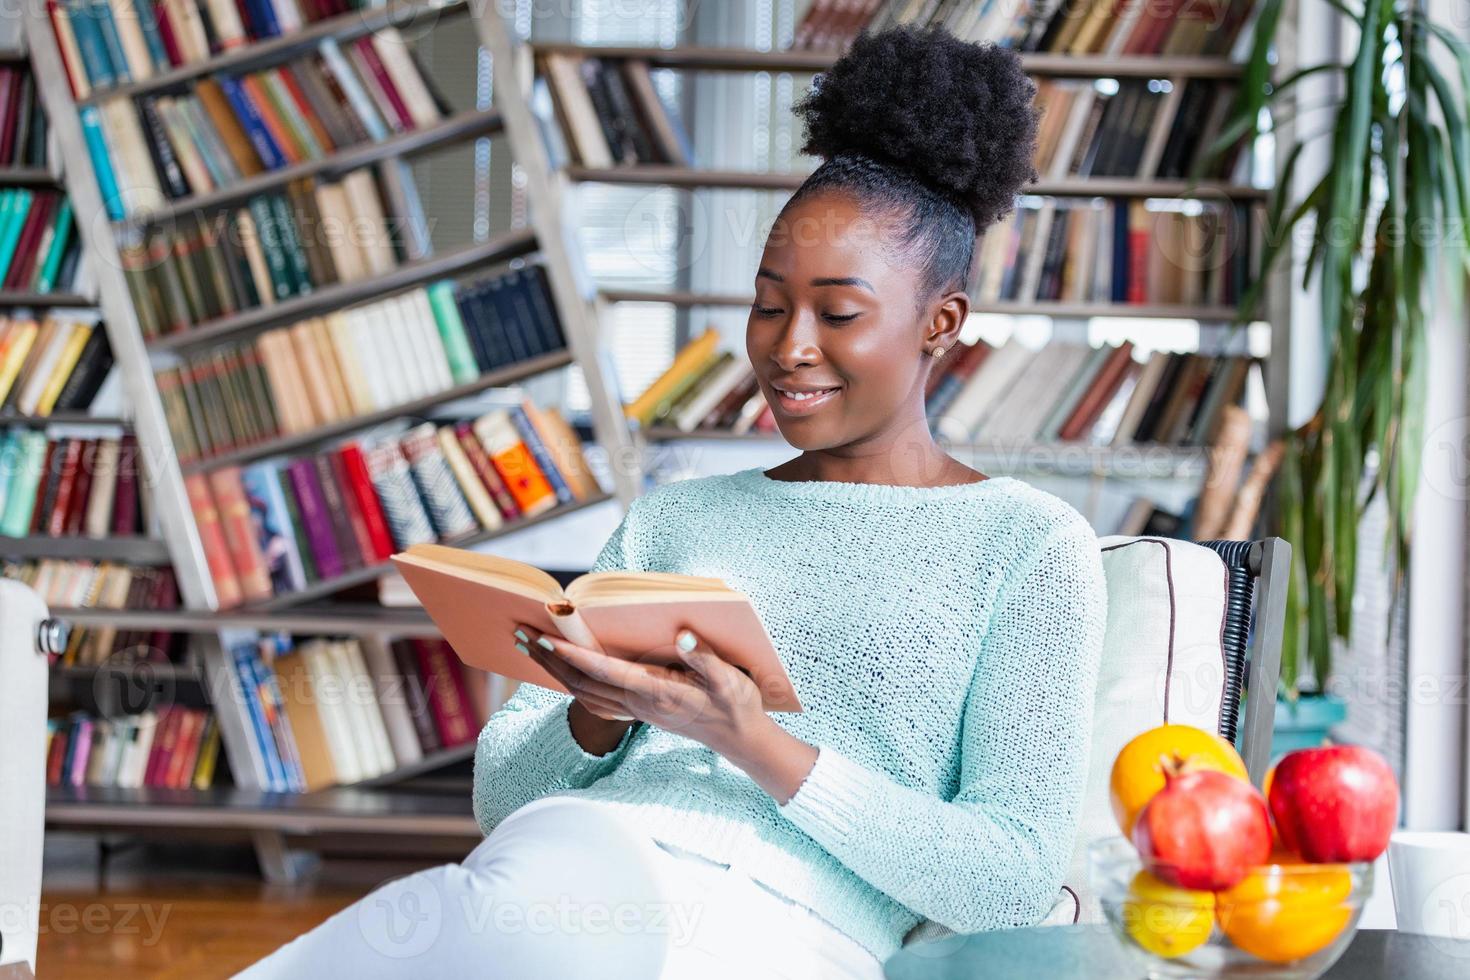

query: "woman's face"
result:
(746, 191), (966, 453)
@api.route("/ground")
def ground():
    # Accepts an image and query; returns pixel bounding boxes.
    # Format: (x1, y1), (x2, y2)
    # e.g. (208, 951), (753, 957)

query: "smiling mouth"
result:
(771, 385), (842, 416)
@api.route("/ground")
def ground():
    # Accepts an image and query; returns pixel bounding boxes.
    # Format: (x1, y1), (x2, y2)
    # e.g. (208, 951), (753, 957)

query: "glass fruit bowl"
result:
(1089, 837), (1372, 979)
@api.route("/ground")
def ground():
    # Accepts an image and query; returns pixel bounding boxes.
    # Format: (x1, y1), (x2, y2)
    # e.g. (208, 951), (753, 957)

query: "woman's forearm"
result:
(568, 701), (638, 756)
(722, 716), (820, 805)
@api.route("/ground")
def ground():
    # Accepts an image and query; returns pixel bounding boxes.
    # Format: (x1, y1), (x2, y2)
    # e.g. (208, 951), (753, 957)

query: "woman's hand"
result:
(513, 624), (767, 760)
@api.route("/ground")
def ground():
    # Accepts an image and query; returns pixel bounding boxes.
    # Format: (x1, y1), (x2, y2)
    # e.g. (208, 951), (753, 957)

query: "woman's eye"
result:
(822, 312), (861, 324)
(751, 305), (783, 317)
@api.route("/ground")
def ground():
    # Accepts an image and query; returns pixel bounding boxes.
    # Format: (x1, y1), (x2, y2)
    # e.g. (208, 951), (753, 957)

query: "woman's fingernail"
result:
(514, 629), (529, 643)
(676, 630), (696, 653)
(514, 642), (530, 656)
(536, 637), (555, 652)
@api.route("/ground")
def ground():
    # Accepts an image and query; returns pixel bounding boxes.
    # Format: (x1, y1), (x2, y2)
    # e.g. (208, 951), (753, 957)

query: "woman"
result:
(242, 24), (1106, 979)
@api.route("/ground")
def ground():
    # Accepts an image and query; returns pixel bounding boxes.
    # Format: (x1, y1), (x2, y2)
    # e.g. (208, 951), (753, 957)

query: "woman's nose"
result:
(769, 318), (821, 370)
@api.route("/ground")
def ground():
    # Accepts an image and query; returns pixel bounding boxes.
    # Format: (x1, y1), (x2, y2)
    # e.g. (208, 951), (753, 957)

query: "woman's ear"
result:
(924, 290), (970, 356)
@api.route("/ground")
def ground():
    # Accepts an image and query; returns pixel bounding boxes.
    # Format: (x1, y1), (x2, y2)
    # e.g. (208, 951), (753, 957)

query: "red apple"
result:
(1268, 746), (1399, 863)
(1131, 768), (1272, 890)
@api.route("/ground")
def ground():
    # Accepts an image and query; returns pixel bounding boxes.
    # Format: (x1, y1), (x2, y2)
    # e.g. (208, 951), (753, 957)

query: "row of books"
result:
(0, 65), (49, 168)
(5, 560), (183, 667)
(0, 433), (148, 540)
(792, 0), (1256, 58)
(972, 199), (1257, 308)
(186, 404), (600, 607)
(535, 53), (692, 169)
(0, 316), (113, 417)
(156, 267), (570, 463)
(1034, 78), (1246, 182)
(625, 329), (774, 434)
(117, 166), (421, 335)
(49, 0), (379, 96)
(0, 190), (81, 296)
(927, 341), (1259, 448)
(244, 635), (509, 791)
(80, 28), (448, 212)
(46, 706), (221, 790)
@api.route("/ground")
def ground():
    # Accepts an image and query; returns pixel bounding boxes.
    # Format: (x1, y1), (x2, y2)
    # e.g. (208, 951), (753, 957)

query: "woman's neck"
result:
(769, 414), (985, 488)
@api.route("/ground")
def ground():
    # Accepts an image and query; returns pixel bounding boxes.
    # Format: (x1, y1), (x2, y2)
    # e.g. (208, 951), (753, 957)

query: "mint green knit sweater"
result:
(472, 468), (1107, 960)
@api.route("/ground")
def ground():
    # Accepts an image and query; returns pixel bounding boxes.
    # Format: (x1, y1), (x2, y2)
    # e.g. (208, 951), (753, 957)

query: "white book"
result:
(1103, 0), (1152, 55)
(975, 343), (1071, 443)
(1013, 343), (1095, 443)
(16, 321), (74, 415)
(314, 182), (367, 282)
(1111, 352), (1172, 446)
(341, 640), (398, 776)
(105, 0), (155, 80)
(100, 99), (166, 215)
(200, 0), (246, 51)
(1091, 207), (1115, 303)
(1089, 366), (1143, 445)
(540, 54), (614, 168)
(369, 301), (426, 401)
(305, 641), (364, 783)
(358, 635), (426, 767)
(935, 339), (1036, 443)
(341, 171), (398, 277)
(1015, 201), (1057, 303)
(266, 0), (304, 33)
(1037, 344), (1113, 442)
(675, 358), (752, 432)
(397, 292), (454, 393)
(1065, 206), (1102, 303)
(83, 438), (120, 538)
(323, 310), (375, 415)
(371, 28), (441, 128)
(438, 425), (503, 531)
(1049, 89), (1098, 180)
(343, 306), (395, 410)
(121, 712), (158, 788)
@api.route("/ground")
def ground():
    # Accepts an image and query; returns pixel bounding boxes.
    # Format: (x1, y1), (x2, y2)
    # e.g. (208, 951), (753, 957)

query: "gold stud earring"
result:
(931, 346), (946, 359)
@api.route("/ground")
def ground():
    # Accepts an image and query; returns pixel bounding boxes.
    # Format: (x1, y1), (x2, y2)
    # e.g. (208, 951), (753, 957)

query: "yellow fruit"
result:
(1110, 724), (1249, 835)
(1216, 864), (1353, 963)
(1123, 870), (1216, 958)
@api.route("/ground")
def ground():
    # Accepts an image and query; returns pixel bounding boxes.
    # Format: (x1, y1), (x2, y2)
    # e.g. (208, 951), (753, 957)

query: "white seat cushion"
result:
(1058, 535), (1230, 924)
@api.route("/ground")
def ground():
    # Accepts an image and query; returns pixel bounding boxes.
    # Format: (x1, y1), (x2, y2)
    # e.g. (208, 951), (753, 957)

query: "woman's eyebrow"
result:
(756, 267), (875, 293)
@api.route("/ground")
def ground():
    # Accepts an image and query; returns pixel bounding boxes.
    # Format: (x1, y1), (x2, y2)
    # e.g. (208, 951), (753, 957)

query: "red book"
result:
(46, 438), (83, 537)
(4, 193), (54, 290)
(144, 706), (180, 788)
(111, 434), (140, 535)
(208, 467), (273, 603)
(28, 439), (58, 535)
(453, 422), (520, 522)
(327, 449), (378, 565)
(351, 37), (414, 131)
(184, 473), (243, 608)
(1059, 342), (1137, 441)
(146, 568), (181, 663)
(165, 709), (201, 789)
(62, 438), (96, 535)
(151, 0), (184, 67)
(413, 639), (475, 747)
(47, 2), (83, 100)
(1127, 203), (1150, 304)
(240, 75), (304, 164)
(337, 444), (395, 561)
(45, 724), (68, 786)
(274, 65), (337, 153)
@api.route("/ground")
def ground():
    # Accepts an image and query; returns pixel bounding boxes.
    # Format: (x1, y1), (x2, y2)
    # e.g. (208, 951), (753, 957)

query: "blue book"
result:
(238, 0), (280, 39)
(509, 405), (574, 505)
(247, 645), (306, 792)
(232, 644), (289, 792)
(61, 0), (116, 90)
(454, 281), (503, 370)
(216, 75), (288, 170)
(0, 189), (33, 281)
(486, 276), (533, 362)
(132, 0), (170, 71)
(1112, 201), (1131, 303)
(78, 107), (124, 221)
(519, 265), (568, 354)
(86, 0), (132, 83)
(241, 463), (307, 593)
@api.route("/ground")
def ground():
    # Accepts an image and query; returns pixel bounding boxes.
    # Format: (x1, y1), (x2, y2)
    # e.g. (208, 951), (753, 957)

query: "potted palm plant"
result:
(1224, 0), (1467, 732)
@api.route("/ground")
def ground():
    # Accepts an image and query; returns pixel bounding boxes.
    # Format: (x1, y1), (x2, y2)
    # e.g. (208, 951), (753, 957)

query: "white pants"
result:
(236, 796), (886, 979)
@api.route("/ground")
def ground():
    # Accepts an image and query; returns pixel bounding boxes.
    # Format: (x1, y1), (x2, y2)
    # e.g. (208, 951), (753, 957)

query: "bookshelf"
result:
(24, 2), (641, 877)
(529, 6), (1296, 519)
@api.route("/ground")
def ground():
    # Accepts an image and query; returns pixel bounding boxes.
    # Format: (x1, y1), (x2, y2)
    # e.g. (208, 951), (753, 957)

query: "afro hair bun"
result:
(793, 25), (1040, 229)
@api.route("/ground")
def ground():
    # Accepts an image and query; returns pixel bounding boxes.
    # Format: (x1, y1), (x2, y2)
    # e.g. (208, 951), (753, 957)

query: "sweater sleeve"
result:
(470, 508), (642, 834)
(776, 520), (1107, 932)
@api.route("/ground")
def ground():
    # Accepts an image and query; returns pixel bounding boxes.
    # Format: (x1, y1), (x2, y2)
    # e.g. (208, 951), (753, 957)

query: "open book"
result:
(389, 544), (803, 712)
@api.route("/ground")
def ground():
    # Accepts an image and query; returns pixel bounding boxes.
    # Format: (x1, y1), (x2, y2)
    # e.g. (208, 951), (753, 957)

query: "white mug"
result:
(1388, 831), (1470, 940)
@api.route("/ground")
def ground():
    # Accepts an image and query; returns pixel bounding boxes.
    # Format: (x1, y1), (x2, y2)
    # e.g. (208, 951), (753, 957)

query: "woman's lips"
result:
(772, 386), (841, 417)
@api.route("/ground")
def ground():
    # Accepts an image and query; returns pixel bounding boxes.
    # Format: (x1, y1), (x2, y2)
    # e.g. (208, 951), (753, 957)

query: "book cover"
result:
(240, 461), (306, 593)
(284, 457), (345, 580)
(399, 422), (477, 540)
(362, 438), (435, 551)
(472, 410), (556, 517)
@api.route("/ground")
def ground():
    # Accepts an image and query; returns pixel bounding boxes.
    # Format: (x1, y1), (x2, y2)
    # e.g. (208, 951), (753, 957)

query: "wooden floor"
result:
(36, 832), (459, 979)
